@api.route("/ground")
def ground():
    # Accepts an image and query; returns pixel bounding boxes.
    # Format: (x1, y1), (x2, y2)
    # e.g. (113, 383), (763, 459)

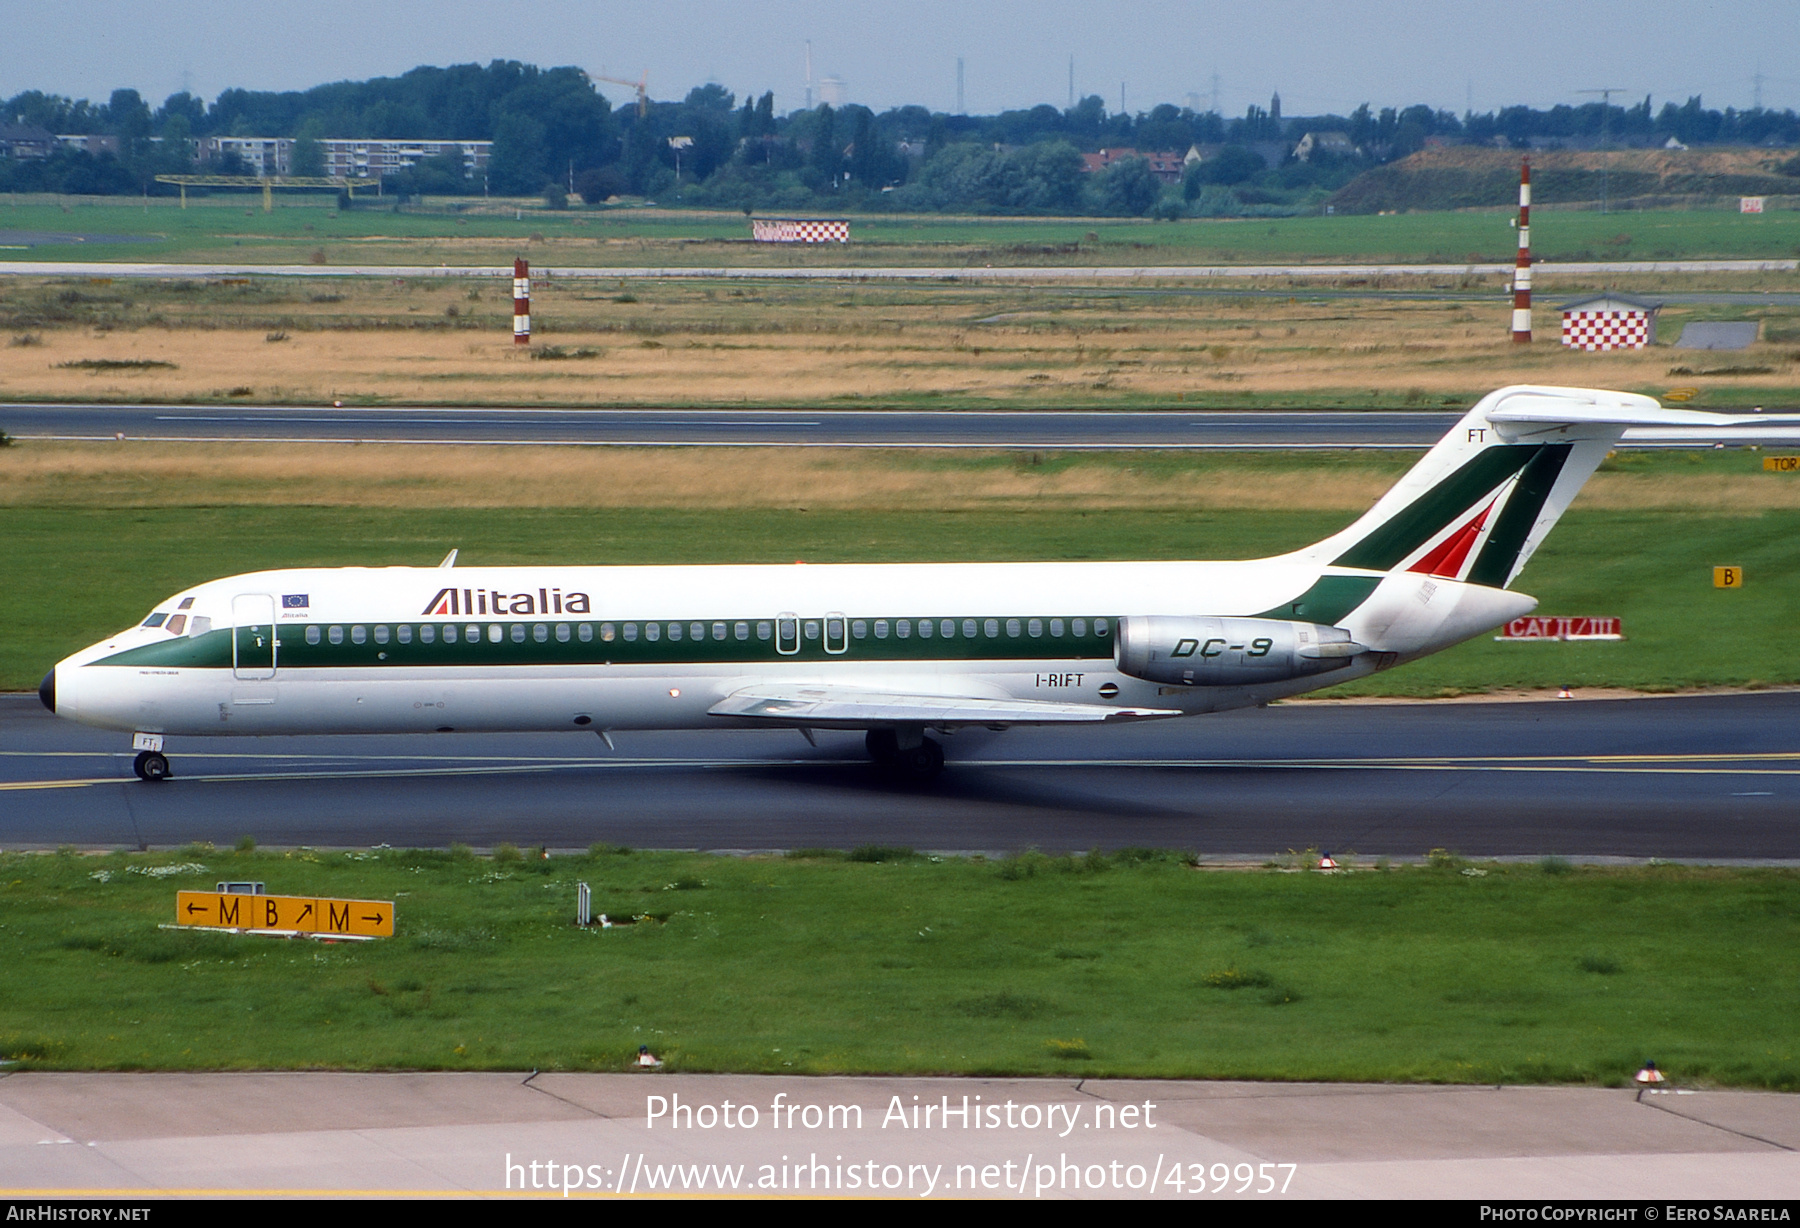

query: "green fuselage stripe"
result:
(96, 615), (1123, 670)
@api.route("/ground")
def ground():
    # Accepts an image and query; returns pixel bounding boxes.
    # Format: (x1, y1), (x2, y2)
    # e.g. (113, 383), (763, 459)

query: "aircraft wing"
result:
(709, 685), (1181, 728)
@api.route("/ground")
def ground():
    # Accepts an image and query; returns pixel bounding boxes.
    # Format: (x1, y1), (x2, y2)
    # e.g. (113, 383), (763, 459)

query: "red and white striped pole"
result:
(512, 257), (530, 346)
(1511, 158), (1532, 344)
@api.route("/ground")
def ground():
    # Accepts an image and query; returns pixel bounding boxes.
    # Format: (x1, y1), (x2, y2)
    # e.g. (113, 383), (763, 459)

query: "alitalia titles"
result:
(421, 587), (591, 617)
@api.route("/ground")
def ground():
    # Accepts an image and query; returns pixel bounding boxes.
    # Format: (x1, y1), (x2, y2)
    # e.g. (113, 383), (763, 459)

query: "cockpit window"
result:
(164, 615), (187, 635)
(141, 613), (168, 628)
(177, 597), (196, 610)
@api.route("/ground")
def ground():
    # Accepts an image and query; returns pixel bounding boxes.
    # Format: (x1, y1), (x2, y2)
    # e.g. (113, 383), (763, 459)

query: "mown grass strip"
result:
(2, 847), (1795, 1086)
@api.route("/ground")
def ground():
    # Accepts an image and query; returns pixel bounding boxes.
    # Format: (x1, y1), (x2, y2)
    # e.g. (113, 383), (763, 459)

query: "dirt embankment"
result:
(1329, 147), (1800, 214)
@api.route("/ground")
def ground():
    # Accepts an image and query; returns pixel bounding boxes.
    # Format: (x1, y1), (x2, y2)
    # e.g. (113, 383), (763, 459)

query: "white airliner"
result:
(40, 385), (1800, 781)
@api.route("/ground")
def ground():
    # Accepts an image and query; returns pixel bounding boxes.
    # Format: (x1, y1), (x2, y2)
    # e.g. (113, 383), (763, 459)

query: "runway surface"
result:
(4, 691), (1795, 860)
(12, 404), (1793, 448)
(0, 403), (1465, 449)
(3, 258), (1796, 280)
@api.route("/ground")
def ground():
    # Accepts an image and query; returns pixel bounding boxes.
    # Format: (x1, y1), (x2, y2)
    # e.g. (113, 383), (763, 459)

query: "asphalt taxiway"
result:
(3, 691), (1795, 860)
(0, 403), (1465, 448)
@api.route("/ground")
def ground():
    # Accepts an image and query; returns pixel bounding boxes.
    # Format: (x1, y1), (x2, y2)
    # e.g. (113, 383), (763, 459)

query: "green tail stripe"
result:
(1466, 444), (1573, 588)
(1254, 574), (1382, 625)
(1332, 445), (1542, 572)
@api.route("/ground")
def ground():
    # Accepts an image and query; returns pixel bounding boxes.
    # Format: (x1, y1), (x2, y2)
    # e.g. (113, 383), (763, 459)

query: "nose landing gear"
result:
(132, 751), (171, 782)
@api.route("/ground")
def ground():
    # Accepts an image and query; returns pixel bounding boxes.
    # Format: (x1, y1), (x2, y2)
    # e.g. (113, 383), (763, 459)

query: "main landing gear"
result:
(865, 728), (945, 781)
(132, 751), (172, 782)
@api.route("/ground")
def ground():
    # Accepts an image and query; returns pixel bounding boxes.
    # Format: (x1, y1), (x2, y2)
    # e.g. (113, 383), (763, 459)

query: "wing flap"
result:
(709, 685), (1180, 727)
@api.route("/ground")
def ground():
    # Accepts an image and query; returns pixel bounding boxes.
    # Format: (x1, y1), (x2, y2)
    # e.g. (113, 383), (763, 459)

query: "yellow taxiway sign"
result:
(175, 891), (393, 937)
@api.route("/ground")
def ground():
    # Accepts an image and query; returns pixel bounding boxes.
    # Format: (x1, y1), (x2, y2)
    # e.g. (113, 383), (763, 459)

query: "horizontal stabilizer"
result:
(710, 685), (1180, 727)
(1486, 391), (1800, 444)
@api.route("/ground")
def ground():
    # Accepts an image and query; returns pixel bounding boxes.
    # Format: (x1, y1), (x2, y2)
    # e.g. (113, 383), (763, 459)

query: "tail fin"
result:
(1289, 385), (1800, 589)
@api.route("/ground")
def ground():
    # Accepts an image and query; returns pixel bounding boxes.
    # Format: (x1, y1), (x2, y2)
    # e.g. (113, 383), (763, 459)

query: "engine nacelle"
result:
(1114, 616), (1366, 687)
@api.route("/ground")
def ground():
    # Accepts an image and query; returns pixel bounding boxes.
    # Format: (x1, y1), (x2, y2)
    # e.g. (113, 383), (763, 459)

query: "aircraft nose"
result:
(38, 669), (55, 713)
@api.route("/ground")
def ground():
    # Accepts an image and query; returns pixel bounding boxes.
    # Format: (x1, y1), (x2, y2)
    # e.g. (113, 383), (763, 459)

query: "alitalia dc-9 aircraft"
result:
(40, 385), (1800, 782)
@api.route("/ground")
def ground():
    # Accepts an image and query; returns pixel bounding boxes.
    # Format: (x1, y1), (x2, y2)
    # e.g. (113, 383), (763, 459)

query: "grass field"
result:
(6, 272), (1799, 409)
(2, 846), (1796, 1085)
(3, 443), (1795, 695)
(6, 196), (1800, 267)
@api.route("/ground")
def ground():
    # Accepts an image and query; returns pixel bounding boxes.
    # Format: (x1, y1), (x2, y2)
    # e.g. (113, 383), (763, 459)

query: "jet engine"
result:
(1114, 616), (1366, 687)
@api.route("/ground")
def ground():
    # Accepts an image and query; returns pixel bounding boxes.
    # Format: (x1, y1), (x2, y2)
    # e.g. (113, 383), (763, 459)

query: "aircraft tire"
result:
(897, 737), (945, 781)
(133, 751), (171, 782)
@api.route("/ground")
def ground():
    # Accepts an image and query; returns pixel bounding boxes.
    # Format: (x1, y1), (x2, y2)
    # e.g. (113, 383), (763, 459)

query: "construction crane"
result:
(587, 71), (649, 118)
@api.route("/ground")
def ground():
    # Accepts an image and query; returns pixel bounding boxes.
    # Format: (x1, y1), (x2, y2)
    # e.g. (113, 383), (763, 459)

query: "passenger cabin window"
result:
(374, 626), (390, 644)
(441, 625), (456, 644)
(397, 625), (412, 644)
(624, 623), (638, 641)
(897, 620), (911, 638)
(758, 621), (773, 641)
(583, 624), (597, 642)
(306, 626), (321, 645)
(329, 626), (344, 645)
(1051, 619), (1064, 637)
(534, 624), (549, 643)
(421, 625), (436, 643)
(351, 626), (367, 644)
(645, 624), (660, 642)
(556, 623), (570, 642)
(667, 623), (682, 642)
(487, 625), (502, 643)
(961, 620), (976, 638)
(984, 619), (1000, 638)
(734, 622), (749, 641)
(1073, 618), (1087, 637)
(874, 620), (889, 639)
(1096, 618), (1110, 636)
(803, 620), (820, 641)
(1006, 619), (1021, 637)
(507, 625), (523, 643)
(917, 619), (933, 639)
(691, 622), (705, 642)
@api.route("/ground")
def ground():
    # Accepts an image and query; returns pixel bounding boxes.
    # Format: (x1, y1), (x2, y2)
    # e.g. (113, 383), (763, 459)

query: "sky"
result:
(8, 0), (1798, 120)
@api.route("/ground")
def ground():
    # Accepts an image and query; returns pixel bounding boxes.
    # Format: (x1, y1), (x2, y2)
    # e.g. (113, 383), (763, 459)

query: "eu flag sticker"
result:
(282, 594), (310, 609)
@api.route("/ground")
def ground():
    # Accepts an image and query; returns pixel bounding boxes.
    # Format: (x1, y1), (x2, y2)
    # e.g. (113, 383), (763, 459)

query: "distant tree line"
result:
(4, 61), (1798, 216)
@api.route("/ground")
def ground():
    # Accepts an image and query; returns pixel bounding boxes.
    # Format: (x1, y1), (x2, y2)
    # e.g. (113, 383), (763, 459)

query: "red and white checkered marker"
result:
(1562, 310), (1652, 351)
(1634, 1062), (1665, 1084)
(513, 257), (530, 345)
(1318, 853), (1339, 870)
(751, 218), (850, 243)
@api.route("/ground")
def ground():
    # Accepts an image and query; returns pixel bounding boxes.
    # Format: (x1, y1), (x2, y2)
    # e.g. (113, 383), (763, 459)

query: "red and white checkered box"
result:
(751, 218), (850, 243)
(1561, 310), (1651, 351)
